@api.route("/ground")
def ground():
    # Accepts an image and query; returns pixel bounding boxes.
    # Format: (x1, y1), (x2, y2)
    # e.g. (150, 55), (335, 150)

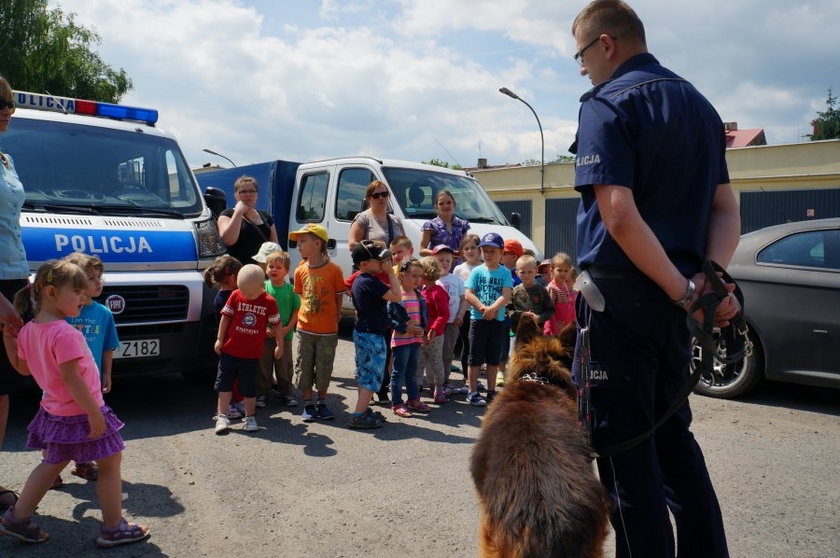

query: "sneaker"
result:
(95, 517), (150, 548)
(496, 371), (506, 386)
(226, 404), (243, 419)
(485, 390), (498, 403)
(255, 395), (268, 408)
(476, 380), (486, 392)
(244, 415), (259, 432)
(282, 395), (299, 407)
(0, 507), (50, 544)
(451, 385), (469, 395)
(434, 390), (448, 404)
(301, 404), (317, 422)
(362, 407), (386, 422)
(467, 392), (487, 407)
(233, 401), (246, 415)
(316, 403), (335, 420)
(347, 412), (384, 429)
(214, 414), (231, 434)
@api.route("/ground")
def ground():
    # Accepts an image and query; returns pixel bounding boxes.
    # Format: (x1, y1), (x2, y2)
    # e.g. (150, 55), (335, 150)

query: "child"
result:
(453, 233), (481, 392)
(204, 255), (245, 419)
(289, 224), (346, 422)
(349, 240), (401, 429)
(464, 233), (513, 407)
(387, 258), (427, 417)
(389, 236), (414, 271)
(496, 239), (524, 388)
(59, 252), (120, 486)
(544, 252), (578, 336)
(256, 248), (300, 409)
(537, 259), (552, 286)
(433, 245), (466, 393)
(214, 264), (282, 434)
(506, 255), (554, 334)
(0, 260), (149, 547)
(418, 256), (450, 404)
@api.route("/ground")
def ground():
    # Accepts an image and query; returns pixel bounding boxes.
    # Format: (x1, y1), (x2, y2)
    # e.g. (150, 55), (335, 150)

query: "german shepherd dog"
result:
(470, 315), (609, 557)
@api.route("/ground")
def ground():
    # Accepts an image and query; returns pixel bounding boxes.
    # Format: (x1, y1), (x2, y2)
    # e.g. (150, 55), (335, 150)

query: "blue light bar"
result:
(12, 90), (159, 125)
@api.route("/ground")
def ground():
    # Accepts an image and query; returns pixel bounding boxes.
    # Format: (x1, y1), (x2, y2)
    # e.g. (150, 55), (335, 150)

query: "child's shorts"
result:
(469, 319), (508, 367)
(216, 353), (258, 397)
(352, 330), (386, 392)
(27, 405), (125, 464)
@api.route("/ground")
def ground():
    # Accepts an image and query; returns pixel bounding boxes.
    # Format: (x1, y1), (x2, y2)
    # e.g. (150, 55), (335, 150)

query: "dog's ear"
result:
(557, 321), (577, 368)
(514, 313), (542, 349)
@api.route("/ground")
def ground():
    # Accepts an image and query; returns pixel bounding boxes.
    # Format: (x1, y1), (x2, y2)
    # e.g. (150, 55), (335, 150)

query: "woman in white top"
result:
(348, 180), (404, 252)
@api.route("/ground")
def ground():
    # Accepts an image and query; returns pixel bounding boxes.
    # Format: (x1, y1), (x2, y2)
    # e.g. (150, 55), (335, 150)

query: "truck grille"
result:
(95, 285), (189, 324)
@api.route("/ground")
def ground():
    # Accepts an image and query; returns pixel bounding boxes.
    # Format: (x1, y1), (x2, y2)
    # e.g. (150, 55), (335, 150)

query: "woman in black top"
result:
(217, 175), (278, 266)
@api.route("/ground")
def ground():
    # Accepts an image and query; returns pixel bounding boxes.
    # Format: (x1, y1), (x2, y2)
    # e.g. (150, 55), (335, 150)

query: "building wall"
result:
(475, 139), (840, 255)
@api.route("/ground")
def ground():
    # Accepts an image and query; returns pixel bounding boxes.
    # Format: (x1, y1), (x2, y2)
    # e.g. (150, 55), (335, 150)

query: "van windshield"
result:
(381, 166), (509, 225)
(1, 117), (203, 218)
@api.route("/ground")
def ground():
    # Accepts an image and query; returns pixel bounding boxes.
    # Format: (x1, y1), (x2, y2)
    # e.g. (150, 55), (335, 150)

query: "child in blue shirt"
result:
(62, 252), (120, 484)
(464, 233), (513, 407)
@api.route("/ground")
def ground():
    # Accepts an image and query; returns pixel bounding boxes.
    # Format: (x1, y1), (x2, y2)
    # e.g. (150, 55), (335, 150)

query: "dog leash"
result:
(578, 260), (748, 458)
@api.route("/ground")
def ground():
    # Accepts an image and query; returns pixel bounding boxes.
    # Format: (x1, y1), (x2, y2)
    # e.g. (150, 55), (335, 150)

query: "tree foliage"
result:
(521, 154), (575, 165)
(0, 0), (132, 102)
(808, 88), (840, 141)
(423, 158), (463, 170)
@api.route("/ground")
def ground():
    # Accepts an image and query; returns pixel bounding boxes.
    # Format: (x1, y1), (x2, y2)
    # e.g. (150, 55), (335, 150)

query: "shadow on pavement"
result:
(735, 381), (840, 415)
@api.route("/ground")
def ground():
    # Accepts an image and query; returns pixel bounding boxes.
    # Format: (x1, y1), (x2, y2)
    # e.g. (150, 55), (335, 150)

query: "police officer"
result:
(569, 2), (741, 557)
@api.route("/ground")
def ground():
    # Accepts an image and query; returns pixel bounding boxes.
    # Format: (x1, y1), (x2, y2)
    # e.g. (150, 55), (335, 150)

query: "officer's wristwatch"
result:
(672, 279), (695, 307)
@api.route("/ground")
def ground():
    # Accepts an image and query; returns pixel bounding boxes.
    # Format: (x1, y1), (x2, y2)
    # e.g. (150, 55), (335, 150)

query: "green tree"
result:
(808, 88), (840, 141)
(521, 154), (575, 165)
(423, 158), (463, 170)
(0, 0), (132, 102)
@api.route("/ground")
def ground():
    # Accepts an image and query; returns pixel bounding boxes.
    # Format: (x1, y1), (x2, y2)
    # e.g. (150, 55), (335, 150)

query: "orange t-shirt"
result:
(293, 259), (346, 335)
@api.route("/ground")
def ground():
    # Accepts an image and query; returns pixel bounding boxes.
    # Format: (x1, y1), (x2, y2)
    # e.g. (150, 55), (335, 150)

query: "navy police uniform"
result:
(571, 53), (729, 558)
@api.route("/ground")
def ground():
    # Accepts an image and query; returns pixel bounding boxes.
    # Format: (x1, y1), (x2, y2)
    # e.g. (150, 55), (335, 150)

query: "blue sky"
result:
(49, 0), (839, 170)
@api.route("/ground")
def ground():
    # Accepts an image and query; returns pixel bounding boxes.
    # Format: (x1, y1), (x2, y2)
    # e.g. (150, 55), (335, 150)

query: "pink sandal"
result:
(96, 518), (150, 548)
(392, 404), (413, 418)
(406, 399), (430, 412)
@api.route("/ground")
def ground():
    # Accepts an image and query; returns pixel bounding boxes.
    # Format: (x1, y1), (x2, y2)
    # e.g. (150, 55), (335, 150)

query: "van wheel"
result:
(691, 329), (763, 399)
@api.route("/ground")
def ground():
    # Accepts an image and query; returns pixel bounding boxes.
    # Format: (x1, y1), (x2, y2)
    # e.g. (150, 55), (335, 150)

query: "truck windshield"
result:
(2, 117), (203, 217)
(381, 166), (509, 225)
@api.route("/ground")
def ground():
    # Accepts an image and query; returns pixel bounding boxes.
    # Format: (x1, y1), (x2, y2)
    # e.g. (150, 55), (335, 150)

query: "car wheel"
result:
(691, 329), (763, 399)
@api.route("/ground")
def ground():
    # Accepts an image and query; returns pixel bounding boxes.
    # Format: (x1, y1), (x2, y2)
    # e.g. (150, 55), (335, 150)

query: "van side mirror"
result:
(204, 187), (227, 218)
(509, 212), (522, 230)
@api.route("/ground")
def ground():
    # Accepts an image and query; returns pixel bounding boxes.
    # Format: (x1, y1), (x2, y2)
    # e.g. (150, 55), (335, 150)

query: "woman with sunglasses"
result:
(217, 175), (279, 266)
(0, 76), (31, 512)
(348, 180), (404, 252)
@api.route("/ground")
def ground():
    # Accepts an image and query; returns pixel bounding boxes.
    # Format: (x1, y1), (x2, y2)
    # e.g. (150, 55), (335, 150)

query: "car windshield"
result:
(381, 166), (509, 225)
(1, 117), (202, 217)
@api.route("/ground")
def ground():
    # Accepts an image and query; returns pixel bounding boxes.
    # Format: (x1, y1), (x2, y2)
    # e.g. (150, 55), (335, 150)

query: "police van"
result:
(3, 91), (227, 378)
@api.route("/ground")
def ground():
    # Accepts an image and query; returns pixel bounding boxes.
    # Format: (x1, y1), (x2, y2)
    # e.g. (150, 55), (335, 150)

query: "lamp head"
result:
(499, 87), (519, 100)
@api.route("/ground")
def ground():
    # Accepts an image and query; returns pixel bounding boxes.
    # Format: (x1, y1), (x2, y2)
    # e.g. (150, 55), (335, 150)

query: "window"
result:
(297, 172), (328, 222)
(757, 229), (840, 270)
(335, 167), (375, 221)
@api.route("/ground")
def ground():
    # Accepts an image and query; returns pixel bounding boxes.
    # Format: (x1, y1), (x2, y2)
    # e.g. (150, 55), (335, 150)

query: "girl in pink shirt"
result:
(0, 260), (149, 548)
(544, 252), (578, 336)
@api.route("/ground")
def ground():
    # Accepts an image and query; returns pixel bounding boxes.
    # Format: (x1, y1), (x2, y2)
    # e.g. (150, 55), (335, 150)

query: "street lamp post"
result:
(499, 87), (544, 195)
(202, 148), (237, 167)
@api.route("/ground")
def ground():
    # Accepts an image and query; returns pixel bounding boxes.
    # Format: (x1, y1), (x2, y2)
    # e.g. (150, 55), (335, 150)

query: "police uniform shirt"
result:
(572, 53), (730, 277)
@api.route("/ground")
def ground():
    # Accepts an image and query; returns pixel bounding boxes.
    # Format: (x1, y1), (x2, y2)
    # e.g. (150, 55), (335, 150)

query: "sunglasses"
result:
(370, 191), (390, 199)
(0, 98), (15, 112)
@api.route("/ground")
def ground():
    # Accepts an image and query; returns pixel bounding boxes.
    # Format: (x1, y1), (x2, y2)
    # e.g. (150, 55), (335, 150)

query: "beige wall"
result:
(475, 139), (840, 253)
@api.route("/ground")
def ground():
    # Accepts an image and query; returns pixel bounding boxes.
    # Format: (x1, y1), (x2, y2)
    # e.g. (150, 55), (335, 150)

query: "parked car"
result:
(692, 217), (840, 398)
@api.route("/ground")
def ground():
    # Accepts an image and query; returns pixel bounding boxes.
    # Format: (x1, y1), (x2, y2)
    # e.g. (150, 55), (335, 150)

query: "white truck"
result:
(196, 156), (539, 310)
(5, 91), (227, 378)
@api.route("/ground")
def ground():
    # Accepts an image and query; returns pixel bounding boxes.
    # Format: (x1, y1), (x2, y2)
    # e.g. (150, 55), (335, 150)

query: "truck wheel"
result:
(691, 329), (763, 399)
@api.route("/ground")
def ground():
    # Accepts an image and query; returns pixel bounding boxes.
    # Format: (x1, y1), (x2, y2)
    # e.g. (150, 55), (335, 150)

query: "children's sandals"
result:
(392, 404), (413, 418)
(406, 399), (430, 412)
(0, 507), (50, 544)
(71, 461), (98, 482)
(96, 517), (150, 548)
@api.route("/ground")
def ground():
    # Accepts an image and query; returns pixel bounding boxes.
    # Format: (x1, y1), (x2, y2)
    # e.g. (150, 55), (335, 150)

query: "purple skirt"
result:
(27, 405), (126, 464)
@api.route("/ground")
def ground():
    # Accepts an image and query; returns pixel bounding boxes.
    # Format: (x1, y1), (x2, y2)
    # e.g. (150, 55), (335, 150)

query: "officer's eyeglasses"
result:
(573, 35), (617, 65)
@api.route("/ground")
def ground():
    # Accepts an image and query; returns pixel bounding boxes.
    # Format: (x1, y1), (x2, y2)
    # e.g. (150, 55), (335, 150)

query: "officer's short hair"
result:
(572, 0), (646, 48)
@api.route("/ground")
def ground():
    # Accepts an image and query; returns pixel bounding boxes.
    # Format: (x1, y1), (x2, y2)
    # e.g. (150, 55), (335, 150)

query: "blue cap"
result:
(478, 232), (504, 249)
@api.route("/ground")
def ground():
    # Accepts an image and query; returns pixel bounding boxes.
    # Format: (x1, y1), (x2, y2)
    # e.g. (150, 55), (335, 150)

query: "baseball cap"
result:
(288, 223), (329, 243)
(538, 259), (552, 272)
(252, 241), (283, 263)
(478, 232), (504, 249)
(503, 239), (524, 258)
(431, 244), (455, 255)
(352, 239), (392, 265)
